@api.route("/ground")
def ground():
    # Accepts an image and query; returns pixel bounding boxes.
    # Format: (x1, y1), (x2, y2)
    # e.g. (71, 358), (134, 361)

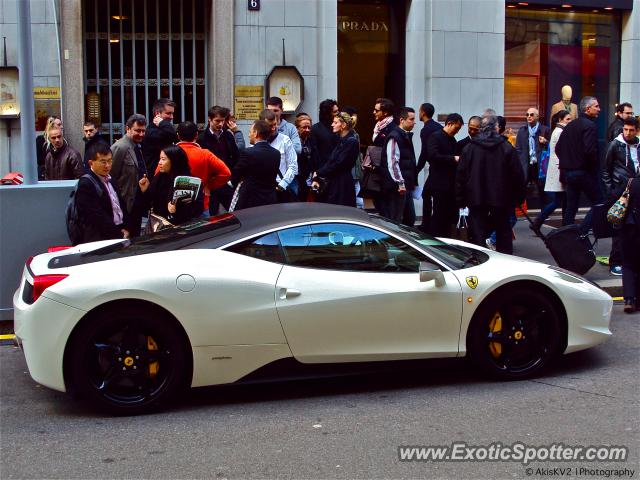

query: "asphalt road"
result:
(1, 306), (638, 480)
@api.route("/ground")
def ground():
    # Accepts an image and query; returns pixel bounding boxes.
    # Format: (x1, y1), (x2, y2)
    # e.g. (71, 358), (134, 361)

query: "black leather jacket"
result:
(602, 136), (640, 200)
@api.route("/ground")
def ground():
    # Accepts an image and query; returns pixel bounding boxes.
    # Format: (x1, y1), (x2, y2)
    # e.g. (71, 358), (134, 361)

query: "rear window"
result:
(48, 214), (240, 269)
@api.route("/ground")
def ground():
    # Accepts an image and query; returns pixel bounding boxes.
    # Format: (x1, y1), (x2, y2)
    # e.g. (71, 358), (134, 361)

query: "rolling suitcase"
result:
(522, 210), (596, 275)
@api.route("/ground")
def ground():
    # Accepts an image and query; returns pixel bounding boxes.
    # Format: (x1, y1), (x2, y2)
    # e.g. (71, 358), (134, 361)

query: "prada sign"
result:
(340, 20), (389, 32)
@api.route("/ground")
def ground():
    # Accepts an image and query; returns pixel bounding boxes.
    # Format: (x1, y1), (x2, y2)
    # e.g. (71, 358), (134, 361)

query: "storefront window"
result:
(505, 8), (621, 143)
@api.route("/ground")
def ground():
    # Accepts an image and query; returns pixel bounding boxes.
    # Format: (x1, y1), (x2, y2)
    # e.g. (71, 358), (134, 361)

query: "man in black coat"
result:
(602, 117), (640, 275)
(75, 142), (130, 244)
(555, 96), (603, 232)
(424, 113), (463, 237)
(231, 120), (280, 210)
(82, 121), (110, 172)
(515, 107), (550, 206)
(416, 102), (443, 232)
(455, 115), (525, 254)
(380, 107), (418, 224)
(142, 98), (178, 175)
(607, 102), (633, 142)
(455, 116), (481, 156)
(309, 99), (339, 174)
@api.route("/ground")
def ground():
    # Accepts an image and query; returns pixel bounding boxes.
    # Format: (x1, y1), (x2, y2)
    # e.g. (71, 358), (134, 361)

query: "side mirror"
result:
(419, 262), (445, 286)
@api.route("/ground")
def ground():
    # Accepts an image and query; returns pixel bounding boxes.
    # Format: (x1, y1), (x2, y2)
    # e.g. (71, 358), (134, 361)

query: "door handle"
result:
(278, 288), (301, 300)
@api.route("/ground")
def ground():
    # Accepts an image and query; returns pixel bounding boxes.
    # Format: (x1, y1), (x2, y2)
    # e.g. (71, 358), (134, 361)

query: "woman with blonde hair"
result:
(36, 116), (63, 179)
(311, 111), (359, 207)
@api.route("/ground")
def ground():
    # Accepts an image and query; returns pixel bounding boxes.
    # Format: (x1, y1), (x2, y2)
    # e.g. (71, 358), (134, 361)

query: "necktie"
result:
(134, 145), (147, 179)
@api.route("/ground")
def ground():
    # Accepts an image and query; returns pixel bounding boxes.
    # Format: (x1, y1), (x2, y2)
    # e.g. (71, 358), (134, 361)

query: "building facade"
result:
(0, 0), (638, 174)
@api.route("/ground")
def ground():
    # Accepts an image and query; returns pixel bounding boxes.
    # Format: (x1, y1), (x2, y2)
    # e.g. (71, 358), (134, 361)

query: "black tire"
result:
(467, 287), (563, 379)
(66, 306), (190, 414)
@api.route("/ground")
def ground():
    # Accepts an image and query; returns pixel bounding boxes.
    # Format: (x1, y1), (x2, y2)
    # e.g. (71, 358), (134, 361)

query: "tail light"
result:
(48, 246), (72, 253)
(32, 274), (68, 302)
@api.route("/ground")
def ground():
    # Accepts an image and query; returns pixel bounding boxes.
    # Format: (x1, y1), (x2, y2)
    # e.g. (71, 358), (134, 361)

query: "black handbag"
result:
(358, 145), (384, 198)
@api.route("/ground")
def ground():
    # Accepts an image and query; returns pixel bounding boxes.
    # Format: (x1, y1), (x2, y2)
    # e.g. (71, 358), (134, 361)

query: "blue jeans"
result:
(562, 170), (603, 234)
(538, 191), (566, 222)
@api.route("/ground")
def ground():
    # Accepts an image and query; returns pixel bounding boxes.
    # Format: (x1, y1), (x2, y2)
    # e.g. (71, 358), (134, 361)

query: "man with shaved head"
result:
(515, 106), (550, 205)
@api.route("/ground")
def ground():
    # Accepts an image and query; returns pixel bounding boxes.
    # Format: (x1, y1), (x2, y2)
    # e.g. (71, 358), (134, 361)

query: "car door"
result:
(273, 222), (464, 363)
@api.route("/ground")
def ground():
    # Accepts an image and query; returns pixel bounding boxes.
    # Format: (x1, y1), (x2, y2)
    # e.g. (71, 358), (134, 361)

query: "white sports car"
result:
(13, 203), (612, 414)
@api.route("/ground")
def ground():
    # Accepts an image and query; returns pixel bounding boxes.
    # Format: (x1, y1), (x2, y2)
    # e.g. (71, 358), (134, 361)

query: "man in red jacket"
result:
(176, 121), (231, 216)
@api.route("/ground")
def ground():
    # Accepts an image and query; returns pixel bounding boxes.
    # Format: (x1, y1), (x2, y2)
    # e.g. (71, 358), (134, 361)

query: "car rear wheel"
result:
(468, 288), (563, 379)
(67, 306), (190, 414)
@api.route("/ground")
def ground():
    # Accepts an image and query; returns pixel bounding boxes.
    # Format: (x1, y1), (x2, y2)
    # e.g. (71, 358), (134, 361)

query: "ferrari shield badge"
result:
(466, 276), (478, 289)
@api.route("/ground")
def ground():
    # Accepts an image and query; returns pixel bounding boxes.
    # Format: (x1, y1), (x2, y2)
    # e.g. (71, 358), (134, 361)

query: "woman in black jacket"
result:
(138, 145), (203, 225)
(621, 177), (640, 313)
(312, 112), (359, 207)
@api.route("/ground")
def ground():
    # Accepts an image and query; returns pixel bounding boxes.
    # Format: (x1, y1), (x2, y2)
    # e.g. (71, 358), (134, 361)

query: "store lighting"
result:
(507, 4), (517, 7)
(518, 2), (528, 5)
(604, 6), (613, 9)
(109, 38), (120, 43)
(561, 4), (572, 7)
(112, 15), (129, 20)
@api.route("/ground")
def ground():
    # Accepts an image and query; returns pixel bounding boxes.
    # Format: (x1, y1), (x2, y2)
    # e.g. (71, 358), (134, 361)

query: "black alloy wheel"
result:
(67, 306), (190, 414)
(468, 288), (563, 379)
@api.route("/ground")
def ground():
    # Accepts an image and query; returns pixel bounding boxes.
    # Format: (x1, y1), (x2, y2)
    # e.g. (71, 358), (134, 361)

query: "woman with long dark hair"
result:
(139, 144), (203, 224)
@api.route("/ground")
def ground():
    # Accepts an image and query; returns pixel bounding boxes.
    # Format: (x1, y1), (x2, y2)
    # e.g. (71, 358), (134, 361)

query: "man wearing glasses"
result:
(74, 142), (130, 244)
(515, 108), (550, 205)
(555, 96), (603, 232)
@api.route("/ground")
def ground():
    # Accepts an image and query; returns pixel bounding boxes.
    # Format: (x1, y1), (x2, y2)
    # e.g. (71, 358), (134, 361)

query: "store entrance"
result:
(337, 0), (407, 144)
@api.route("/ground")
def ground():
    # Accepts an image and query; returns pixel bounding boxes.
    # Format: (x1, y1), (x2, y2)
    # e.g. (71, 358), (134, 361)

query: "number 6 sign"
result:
(248, 0), (260, 10)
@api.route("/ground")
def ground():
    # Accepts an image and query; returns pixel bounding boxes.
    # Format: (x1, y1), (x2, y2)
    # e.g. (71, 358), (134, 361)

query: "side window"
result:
(226, 232), (285, 264)
(277, 223), (435, 272)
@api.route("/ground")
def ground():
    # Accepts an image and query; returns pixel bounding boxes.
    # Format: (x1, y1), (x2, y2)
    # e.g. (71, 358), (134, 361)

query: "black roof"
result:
(48, 204), (371, 268)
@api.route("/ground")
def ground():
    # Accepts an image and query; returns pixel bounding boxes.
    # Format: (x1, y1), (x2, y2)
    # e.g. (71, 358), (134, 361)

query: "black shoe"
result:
(529, 218), (543, 234)
(624, 298), (636, 314)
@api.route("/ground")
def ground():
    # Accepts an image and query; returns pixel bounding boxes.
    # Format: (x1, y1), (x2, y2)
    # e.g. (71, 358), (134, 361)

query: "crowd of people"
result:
(37, 95), (640, 313)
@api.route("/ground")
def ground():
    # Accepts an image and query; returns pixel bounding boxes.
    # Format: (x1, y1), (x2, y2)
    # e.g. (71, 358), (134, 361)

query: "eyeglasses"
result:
(525, 113), (536, 117)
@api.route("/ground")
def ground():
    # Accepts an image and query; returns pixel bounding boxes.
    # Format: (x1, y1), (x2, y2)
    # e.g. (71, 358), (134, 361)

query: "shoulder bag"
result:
(607, 178), (633, 228)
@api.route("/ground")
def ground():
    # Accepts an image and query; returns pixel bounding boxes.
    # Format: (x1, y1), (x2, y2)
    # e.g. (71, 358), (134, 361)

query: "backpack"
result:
(66, 174), (103, 245)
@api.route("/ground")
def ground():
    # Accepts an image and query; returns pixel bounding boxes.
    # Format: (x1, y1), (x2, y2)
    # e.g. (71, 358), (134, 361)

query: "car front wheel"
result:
(67, 306), (190, 414)
(468, 288), (563, 379)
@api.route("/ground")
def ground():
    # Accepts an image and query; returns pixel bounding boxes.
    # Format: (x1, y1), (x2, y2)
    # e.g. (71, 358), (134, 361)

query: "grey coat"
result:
(110, 136), (142, 214)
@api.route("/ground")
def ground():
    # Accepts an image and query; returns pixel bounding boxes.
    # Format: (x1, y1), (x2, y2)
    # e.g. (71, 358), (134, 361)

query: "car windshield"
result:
(48, 214), (241, 269)
(368, 215), (489, 270)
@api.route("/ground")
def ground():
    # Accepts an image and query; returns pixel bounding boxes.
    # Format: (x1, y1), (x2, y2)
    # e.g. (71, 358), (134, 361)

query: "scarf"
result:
(616, 133), (640, 175)
(373, 116), (394, 142)
(527, 122), (539, 163)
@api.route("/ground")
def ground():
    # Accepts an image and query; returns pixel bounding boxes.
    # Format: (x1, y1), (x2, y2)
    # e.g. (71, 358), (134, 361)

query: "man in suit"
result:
(424, 113), (463, 237)
(76, 142), (129, 244)
(111, 114), (147, 236)
(416, 102), (443, 232)
(231, 120), (281, 210)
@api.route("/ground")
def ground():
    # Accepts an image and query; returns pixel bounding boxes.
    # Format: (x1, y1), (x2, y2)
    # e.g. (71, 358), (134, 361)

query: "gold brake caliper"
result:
(147, 336), (159, 378)
(488, 312), (502, 358)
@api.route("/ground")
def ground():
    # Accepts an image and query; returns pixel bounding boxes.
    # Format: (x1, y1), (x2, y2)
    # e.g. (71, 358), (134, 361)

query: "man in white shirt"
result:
(259, 109), (298, 199)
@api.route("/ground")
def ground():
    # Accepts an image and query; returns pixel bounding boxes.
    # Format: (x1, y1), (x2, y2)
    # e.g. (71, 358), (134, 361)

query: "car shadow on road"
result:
(180, 349), (604, 412)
